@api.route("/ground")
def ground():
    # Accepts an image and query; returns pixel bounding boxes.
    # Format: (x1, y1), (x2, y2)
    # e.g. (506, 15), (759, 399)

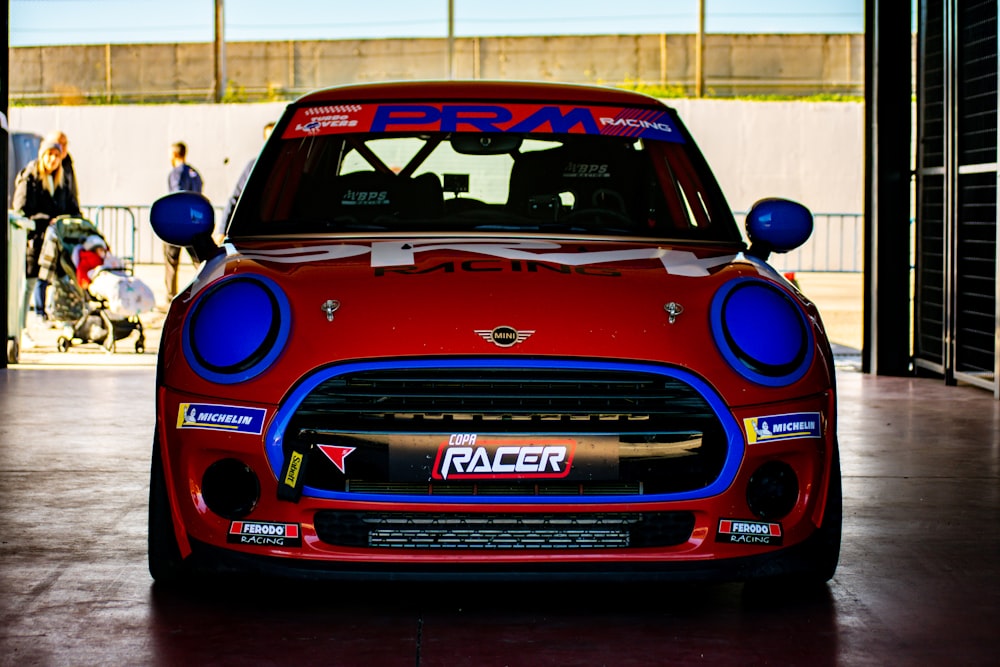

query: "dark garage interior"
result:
(0, 1), (998, 665)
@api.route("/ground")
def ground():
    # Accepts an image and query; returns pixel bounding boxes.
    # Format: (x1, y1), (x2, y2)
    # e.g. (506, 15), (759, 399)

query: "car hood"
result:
(161, 236), (830, 405)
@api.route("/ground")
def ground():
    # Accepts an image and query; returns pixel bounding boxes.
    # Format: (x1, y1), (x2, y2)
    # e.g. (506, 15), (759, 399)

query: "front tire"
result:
(772, 443), (843, 588)
(148, 435), (187, 584)
(808, 444), (843, 583)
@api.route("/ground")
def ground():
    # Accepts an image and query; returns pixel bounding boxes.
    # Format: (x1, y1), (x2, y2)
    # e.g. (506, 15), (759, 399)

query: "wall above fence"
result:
(9, 33), (869, 104)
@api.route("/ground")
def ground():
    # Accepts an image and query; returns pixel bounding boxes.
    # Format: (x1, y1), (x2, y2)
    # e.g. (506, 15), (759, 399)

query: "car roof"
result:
(294, 80), (671, 109)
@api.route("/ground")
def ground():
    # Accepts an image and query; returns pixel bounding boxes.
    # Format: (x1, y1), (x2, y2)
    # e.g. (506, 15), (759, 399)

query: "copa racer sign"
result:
(432, 435), (577, 480)
(283, 103), (684, 142)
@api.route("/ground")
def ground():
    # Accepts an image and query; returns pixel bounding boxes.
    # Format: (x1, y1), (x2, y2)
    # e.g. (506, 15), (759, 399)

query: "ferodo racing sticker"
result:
(228, 521), (302, 548)
(432, 434), (577, 481)
(284, 103), (684, 142)
(716, 519), (783, 546)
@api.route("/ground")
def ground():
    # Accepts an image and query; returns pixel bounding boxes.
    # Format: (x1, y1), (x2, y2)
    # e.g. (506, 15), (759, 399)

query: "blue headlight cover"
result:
(183, 275), (290, 384)
(711, 278), (813, 386)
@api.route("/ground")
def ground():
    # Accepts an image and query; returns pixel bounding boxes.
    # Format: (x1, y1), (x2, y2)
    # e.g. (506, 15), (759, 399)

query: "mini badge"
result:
(716, 519), (783, 546)
(475, 326), (534, 348)
(176, 403), (266, 435)
(744, 411), (821, 444)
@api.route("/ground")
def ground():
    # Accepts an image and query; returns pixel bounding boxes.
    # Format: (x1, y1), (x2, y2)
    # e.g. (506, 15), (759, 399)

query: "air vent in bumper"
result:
(314, 511), (696, 549)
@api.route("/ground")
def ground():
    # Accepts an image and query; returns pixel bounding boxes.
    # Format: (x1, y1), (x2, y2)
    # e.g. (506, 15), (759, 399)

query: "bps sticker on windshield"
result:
(283, 103), (683, 142)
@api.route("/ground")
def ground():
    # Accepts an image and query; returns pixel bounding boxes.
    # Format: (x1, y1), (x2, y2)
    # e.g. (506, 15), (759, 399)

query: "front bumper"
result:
(157, 358), (836, 575)
(181, 525), (838, 583)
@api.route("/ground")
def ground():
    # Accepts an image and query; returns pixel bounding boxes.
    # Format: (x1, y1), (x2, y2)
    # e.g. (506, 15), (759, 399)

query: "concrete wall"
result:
(11, 103), (287, 211)
(10, 33), (866, 103)
(9, 99), (863, 262)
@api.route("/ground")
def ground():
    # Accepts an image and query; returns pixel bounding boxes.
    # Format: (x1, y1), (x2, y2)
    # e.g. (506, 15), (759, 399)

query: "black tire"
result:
(148, 436), (187, 584)
(777, 443), (843, 588)
(808, 444), (843, 583)
(743, 447), (842, 598)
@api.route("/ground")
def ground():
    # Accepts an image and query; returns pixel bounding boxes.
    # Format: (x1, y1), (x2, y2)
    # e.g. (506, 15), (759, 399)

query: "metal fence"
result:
(83, 205), (864, 273)
(80, 205), (138, 264)
(734, 211), (865, 273)
(81, 205), (223, 266)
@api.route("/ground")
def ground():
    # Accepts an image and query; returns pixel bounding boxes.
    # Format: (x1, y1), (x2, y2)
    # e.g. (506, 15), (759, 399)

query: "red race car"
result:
(148, 80), (840, 585)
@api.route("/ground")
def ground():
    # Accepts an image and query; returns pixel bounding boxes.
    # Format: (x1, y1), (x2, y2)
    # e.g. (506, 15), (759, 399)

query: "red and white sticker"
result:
(432, 434), (576, 481)
(228, 521), (302, 548)
(283, 102), (682, 142)
(716, 519), (783, 546)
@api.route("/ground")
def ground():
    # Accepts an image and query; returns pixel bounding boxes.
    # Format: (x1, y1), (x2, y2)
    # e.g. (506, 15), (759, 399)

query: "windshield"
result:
(230, 101), (742, 244)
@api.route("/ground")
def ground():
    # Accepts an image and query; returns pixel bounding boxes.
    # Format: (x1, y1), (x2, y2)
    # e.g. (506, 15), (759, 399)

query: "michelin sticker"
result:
(744, 411), (821, 444)
(177, 403), (266, 435)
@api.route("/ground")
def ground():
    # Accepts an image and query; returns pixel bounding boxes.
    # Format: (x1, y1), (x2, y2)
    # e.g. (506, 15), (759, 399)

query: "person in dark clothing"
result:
(163, 141), (204, 303)
(12, 137), (81, 319)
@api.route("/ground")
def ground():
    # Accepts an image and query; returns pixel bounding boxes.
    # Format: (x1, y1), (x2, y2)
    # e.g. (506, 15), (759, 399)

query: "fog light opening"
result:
(202, 458), (260, 520)
(746, 461), (799, 520)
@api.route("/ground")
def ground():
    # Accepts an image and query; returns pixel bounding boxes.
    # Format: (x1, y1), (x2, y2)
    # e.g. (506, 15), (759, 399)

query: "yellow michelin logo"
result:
(176, 402), (265, 434)
(744, 412), (821, 444)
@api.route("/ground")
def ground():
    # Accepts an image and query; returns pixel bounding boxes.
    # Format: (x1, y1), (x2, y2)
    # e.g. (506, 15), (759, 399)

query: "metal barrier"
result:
(95, 205), (865, 273)
(735, 212), (864, 273)
(81, 205), (138, 264)
(81, 204), (221, 265)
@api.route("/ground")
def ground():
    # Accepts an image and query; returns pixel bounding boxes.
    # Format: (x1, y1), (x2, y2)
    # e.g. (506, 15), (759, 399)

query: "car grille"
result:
(283, 366), (729, 496)
(313, 511), (696, 549)
(344, 481), (642, 496)
(292, 367), (716, 428)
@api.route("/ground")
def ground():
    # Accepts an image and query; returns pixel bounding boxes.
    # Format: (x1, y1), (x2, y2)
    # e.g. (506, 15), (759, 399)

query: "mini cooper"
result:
(148, 80), (841, 585)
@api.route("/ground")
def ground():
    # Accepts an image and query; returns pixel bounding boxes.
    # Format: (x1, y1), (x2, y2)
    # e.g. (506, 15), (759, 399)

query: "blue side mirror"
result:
(745, 198), (813, 260)
(150, 191), (215, 246)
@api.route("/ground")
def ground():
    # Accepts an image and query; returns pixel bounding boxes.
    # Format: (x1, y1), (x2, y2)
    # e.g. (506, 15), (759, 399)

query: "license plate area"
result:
(291, 430), (715, 496)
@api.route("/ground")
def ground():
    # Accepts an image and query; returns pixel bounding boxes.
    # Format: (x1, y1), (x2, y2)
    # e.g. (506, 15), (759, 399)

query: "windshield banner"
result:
(283, 103), (684, 142)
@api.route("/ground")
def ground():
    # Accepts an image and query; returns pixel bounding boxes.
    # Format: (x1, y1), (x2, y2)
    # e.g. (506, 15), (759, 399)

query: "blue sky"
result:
(10, 0), (866, 47)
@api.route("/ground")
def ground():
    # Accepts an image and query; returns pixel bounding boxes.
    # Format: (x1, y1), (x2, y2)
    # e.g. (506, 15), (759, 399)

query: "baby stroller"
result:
(40, 216), (149, 354)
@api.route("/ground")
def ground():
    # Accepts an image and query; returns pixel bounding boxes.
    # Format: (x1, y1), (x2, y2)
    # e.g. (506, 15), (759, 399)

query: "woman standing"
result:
(12, 138), (81, 321)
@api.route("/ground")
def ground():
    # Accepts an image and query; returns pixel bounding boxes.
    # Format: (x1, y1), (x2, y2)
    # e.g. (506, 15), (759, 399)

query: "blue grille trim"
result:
(265, 358), (743, 504)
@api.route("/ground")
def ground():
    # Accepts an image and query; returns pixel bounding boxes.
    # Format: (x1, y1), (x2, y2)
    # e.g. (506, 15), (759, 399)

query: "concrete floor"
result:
(0, 367), (997, 666)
